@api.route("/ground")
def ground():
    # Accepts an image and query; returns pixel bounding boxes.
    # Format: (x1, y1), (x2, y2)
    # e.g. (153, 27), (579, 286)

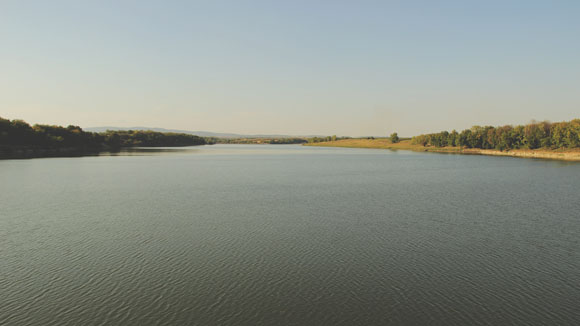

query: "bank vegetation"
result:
(306, 119), (580, 161)
(0, 117), (206, 159)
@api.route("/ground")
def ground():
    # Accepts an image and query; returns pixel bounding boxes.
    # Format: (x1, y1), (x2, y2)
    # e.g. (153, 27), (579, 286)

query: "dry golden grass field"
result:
(304, 139), (580, 162)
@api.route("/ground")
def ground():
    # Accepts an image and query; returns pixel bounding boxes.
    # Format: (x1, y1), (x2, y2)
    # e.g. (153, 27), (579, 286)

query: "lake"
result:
(1, 145), (579, 325)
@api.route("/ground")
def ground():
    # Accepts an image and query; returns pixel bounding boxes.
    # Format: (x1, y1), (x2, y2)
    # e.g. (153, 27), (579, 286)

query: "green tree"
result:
(390, 132), (400, 143)
(448, 130), (458, 146)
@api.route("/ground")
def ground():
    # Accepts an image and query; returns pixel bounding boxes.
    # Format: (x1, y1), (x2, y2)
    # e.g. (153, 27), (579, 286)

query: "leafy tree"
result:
(448, 130), (458, 146)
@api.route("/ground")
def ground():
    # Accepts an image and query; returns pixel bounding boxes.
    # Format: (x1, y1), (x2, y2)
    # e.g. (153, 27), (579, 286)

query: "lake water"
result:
(1, 145), (579, 326)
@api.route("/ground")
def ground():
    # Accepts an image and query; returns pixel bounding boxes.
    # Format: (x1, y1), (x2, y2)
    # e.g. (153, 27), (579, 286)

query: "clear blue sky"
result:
(1, 0), (578, 136)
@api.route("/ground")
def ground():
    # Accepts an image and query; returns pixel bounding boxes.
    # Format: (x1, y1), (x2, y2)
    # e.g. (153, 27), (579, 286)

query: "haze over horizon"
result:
(1, 1), (579, 137)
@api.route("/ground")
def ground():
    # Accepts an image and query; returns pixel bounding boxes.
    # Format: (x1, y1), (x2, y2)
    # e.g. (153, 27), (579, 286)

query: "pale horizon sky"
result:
(1, 1), (579, 137)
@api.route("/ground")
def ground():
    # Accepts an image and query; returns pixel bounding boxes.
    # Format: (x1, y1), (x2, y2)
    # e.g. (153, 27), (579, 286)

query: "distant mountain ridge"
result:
(84, 126), (313, 139)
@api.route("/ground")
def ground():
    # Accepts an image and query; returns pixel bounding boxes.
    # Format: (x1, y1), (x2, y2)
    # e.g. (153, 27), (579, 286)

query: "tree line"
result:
(208, 137), (308, 144)
(307, 135), (352, 143)
(411, 119), (580, 150)
(0, 117), (206, 151)
(101, 130), (206, 147)
(215, 135), (351, 144)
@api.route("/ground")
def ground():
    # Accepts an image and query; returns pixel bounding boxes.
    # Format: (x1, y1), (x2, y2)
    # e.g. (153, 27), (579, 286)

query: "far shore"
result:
(304, 139), (580, 162)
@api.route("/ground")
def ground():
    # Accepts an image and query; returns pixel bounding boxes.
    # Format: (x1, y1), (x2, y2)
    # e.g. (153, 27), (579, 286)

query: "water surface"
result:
(1, 145), (579, 325)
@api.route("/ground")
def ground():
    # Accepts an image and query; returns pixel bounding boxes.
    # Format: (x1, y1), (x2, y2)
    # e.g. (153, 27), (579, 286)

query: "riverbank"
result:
(0, 146), (112, 159)
(304, 139), (580, 161)
(0, 144), (205, 160)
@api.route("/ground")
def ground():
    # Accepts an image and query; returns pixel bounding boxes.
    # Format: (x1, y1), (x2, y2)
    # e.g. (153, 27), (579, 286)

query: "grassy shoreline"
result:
(304, 139), (580, 162)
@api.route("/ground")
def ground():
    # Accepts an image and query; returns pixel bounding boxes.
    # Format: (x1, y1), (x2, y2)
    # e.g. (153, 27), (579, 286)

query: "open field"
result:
(304, 139), (580, 162)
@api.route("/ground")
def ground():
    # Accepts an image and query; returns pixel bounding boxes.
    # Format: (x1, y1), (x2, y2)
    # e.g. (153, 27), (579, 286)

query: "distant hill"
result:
(84, 127), (311, 139)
